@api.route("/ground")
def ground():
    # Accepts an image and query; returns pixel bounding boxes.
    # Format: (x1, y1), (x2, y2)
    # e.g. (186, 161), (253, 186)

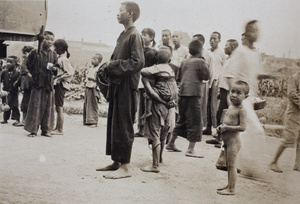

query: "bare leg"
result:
(185, 142), (204, 158)
(103, 163), (132, 179)
(293, 138), (300, 171)
(96, 161), (120, 171)
(140, 98), (152, 119)
(141, 144), (160, 173)
(218, 147), (235, 195)
(269, 145), (285, 173)
(217, 166), (236, 195)
(160, 141), (164, 163)
(52, 106), (64, 135)
(166, 134), (181, 152)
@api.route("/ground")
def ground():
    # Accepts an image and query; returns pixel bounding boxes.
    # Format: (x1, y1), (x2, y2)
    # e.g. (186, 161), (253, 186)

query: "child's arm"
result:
(201, 61), (210, 81)
(54, 59), (75, 81)
(219, 108), (247, 133)
(142, 76), (167, 105)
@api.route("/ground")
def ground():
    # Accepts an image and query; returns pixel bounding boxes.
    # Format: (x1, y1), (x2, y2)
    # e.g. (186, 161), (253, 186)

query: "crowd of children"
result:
(1, 1), (298, 196)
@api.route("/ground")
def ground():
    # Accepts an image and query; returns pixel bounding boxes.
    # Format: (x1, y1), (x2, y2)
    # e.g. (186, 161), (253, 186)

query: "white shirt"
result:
(171, 45), (189, 67)
(208, 47), (226, 81)
(85, 64), (100, 88)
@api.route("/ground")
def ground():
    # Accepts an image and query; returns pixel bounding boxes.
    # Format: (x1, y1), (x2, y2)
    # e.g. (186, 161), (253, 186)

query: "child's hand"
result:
(217, 124), (228, 133)
(165, 101), (176, 109)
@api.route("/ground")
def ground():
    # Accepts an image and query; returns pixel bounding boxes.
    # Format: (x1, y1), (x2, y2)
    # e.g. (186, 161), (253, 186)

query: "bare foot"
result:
(140, 165), (160, 173)
(293, 166), (300, 172)
(96, 162), (120, 171)
(217, 189), (235, 195)
(51, 130), (63, 135)
(103, 164), (132, 179)
(185, 151), (204, 158)
(217, 185), (228, 191)
(269, 163), (283, 173)
(166, 144), (181, 152)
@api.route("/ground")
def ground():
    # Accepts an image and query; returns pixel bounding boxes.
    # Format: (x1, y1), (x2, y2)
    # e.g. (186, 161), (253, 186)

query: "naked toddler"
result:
(217, 80), (249, 195)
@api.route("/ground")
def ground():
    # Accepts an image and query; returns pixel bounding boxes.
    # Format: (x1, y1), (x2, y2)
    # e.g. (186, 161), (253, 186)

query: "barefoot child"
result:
(166, 40), (209, 156)
(217, 80), (249, 195)
(52, 39), (74, 135)
(140, 46), (178, 173)
(135, 28), (157, 137)
(83, 53), (102, 127)
(270, 71), (300, 173)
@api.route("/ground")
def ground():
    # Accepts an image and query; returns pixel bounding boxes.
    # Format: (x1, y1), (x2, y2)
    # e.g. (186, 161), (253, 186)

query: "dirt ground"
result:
(0, 112), (299, 204)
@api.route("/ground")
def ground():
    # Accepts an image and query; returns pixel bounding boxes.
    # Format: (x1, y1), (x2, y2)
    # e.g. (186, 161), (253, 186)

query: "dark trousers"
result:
(206, 87), (213, 128)
(216, 88), (228, 126)
(3, 92), (20, 121)
(172, 96), (203, 142)
(137, 88), (145, 127)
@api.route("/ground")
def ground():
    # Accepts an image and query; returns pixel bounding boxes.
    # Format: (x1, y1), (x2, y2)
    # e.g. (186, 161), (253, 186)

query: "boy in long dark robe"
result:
(24, 31), (58, 137)
(96, 1), (144, 179)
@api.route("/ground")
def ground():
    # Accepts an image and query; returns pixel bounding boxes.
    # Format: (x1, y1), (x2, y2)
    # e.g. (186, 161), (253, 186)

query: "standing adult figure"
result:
(24, 31), (58, 137)
(225, 20), (267, 178)
(159, 29), (172, 48)
(204, 32), (226, 138)
(96, 1), (145, 179)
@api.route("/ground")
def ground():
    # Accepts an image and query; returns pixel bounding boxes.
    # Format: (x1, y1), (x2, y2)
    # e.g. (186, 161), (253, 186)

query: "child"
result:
(140, 46), (178, 173)
(270, 71), (300, 173)
(95, 1), (144, 179)
(217, 80), (249, 195)
(135, 28), (157, 137)
(51, 39), (75, 135)
(166, 40), (209, 156)
(0, 56), (20, 125)
(83, 53), (102, 128)
(14, 46), (34, 127)
(24, 31), (58, 137)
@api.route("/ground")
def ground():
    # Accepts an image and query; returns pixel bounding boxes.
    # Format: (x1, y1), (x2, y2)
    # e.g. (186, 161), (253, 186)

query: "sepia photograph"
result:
(0, 0), (299, 203)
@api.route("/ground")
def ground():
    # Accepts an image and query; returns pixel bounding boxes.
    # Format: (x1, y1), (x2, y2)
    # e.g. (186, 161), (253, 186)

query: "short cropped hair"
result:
(234, 80), (250, 95)
(44, 31), (55, 37)
(7, 56), (19, 65)
(122, 1), (140, 22)
(245, 20), (258, 32)
(212, 31), (221, 40)
(157, 46), (171, 64)
(227, 39), (239, 50)
(188, 40), (203, 56)
(22, 46), (34, 54)
(164, 45), (173, 54)
(162, 29), (171, 36)
(94, 53), (103, 63)
(193, 34), (205, 44)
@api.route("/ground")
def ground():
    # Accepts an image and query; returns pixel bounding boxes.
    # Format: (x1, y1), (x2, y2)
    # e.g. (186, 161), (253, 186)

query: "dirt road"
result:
(0, 114), (299, 204)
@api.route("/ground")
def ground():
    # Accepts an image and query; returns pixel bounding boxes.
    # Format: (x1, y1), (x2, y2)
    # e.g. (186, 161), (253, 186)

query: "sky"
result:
(46, 0), (300, 58)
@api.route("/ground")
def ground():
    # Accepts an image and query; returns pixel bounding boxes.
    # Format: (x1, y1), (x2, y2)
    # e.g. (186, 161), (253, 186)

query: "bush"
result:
(256, 96), (288, 125)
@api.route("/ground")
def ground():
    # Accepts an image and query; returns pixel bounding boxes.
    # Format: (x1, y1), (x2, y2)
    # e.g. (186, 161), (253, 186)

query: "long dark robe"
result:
(105, 26), (144, 163)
